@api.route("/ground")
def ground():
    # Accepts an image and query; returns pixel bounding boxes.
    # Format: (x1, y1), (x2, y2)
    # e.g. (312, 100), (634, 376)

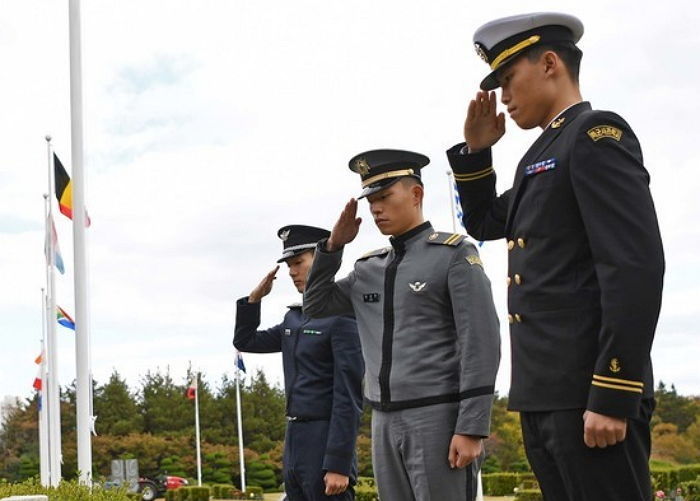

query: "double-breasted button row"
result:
(507, 274), (523, 286)
(507, 237), (527, 250)
(507, 313), (523, 324)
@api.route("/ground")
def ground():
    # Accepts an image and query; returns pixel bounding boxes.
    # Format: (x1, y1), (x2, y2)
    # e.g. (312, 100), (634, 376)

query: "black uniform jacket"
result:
(234, 298), (364, 476)
(447, 101), (664, 419)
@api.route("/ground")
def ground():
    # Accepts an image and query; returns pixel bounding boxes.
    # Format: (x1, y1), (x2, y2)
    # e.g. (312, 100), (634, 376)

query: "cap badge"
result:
(279, 229), (291, 241)
(355, 157), (370, 176)
(551, 117), (566, 129)
(609, 358), (622, 373)
(474, 43), (489, 64)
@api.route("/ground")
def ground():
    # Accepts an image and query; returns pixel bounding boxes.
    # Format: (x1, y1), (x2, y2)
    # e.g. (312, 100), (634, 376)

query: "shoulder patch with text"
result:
(587, 125), (623, 142)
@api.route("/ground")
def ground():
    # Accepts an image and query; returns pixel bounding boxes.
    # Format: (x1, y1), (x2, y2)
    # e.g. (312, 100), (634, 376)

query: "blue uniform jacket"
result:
(234, 297), (364, 476)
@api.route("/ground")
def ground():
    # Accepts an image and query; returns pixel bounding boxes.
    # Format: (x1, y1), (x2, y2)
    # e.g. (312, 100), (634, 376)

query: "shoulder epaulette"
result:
(426, 231), (465, 246)
(357, 247), (391, 261)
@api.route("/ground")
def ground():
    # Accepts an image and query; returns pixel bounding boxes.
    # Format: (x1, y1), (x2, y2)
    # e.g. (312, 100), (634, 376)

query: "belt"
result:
(286, 415), (330, 422)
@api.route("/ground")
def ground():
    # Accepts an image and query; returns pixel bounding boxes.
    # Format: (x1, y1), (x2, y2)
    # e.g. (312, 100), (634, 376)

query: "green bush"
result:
(515, 488), (543, 501)
(243, 485), (264, 499)
(164, 490), (178, 501)
(678, 478), (700, 501)
(0, 478), (134, 500)
(482, 472), (520, 496)
(679, 464), (700, 482)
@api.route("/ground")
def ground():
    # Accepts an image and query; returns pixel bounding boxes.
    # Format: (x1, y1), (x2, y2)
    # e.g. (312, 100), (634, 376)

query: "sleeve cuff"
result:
(587, 379), (644, 419)
(446, 143), (493, 178)
(322, 452), (353, 477)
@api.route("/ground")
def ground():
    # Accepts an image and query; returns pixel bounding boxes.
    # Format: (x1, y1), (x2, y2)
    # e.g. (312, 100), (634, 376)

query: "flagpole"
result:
(446, 170), (457, 233)
(235, 367), (246, 493)
(39, 288), (50, 487)
(194, 371), (202, 487)
(68, 0), (92, 485)
(44, 140), (62, 486)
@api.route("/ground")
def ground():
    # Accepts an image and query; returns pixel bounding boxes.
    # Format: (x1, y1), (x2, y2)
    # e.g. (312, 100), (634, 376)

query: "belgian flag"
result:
(54, 153), (91, 226)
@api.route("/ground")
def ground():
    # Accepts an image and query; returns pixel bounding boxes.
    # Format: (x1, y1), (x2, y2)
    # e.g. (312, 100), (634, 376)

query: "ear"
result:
(542, 50), (558, 78)
(411, 183), (424, 206)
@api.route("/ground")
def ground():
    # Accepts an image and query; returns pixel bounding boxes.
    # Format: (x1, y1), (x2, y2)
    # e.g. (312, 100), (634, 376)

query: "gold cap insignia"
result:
(609, 358), (621, 373)
(355, 157), (370, 176)
(474, 43), (489, 64)
(279, 229), (290, 241)
(551, 117), (566, 129)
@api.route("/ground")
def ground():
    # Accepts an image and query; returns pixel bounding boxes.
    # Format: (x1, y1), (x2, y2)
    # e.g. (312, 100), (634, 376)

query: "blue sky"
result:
(1, 0), (699, 412)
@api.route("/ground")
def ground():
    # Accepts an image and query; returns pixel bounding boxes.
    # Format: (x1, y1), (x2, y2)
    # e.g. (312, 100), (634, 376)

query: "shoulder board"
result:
(356, 247), (391, 261)
(426, 232), (465, 246)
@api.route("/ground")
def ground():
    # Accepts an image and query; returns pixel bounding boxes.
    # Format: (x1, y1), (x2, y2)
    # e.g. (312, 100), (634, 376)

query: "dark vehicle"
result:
(137, 475), (188, 501)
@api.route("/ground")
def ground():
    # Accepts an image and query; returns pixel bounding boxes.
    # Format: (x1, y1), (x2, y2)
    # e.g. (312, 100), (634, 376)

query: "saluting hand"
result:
(324, 471), (349, 496)
(448, 434), (482, 469)
(464, 90), (506, 152)
(327, 199), (362, 252)
(248, 265), (279, 303)
(583, 410), (627, 448)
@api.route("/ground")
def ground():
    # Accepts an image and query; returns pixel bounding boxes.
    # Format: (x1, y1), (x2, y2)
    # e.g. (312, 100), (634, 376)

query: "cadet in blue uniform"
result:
(446, 13), (664, 501)
(303, 150), (501, 501)
(234, 225), (364, 501)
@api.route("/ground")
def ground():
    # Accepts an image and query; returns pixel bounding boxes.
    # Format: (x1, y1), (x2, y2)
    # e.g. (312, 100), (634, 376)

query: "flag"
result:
(35, 352), (44, 365)
(33, 368), (42, 391)
(235, 351), (246, 374)
(54, 153), (91, 227)
(44, 214), (65, 274)
(186, 374), (197, 400)
(452, 180), (466, 230)
(57, 306), (75, 330)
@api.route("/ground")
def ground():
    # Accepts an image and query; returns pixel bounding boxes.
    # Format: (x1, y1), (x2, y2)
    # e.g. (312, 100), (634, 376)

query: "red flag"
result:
(186, 375), (197, 400)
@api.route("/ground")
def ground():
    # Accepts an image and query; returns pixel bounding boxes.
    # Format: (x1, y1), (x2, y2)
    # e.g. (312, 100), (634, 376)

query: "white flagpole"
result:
(68, 0), (92, 485)
(39, 288), (50, 487)
(44, 140), (62, 486)
(446, 170), (457, 233)
(194, 371), (202, 487)
(235, 366), (246, 493)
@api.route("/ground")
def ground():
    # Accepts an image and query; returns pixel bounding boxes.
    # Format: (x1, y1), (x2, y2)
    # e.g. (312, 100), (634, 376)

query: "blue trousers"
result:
(283, 420), (355, 501)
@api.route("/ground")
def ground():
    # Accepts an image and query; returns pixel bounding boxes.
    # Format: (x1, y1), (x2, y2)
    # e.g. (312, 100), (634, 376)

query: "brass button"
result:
(514, 313), (523, 323)
(508, 314), (514, 324)
(514, 274), (522, 285)
(506, 276), (512, 286)
(508, 240), (515, 250)
(517, 237), (526, 248)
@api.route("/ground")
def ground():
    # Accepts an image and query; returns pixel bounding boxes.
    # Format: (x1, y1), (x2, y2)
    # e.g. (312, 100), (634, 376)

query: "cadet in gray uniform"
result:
(303, 149), (501, 501)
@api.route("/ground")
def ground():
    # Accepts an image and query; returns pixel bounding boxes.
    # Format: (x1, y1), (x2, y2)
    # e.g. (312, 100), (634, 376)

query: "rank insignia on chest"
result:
(284, 328), (292, 336)
(525, 158), (557, 177)
(303, 329), (322, 336)
(363, 292), (380, 303)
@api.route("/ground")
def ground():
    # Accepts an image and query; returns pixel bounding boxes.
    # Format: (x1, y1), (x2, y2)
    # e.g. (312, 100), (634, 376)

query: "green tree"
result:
(140, 370), (191, 435)
(93, 370), (144, 436)
(202, 450), (234, 484)
(654, 382), (700, 433)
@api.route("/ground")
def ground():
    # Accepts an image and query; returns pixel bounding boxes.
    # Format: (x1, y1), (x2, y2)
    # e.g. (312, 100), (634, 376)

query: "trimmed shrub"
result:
(482, 472), (520, 496)
(515, 488), (543, 501)
(243, 485), (264, 499)
(0, 478), (134, 500)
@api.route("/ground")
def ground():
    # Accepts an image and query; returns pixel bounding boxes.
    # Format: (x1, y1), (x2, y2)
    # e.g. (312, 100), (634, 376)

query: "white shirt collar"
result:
(544, 101), (583, 130)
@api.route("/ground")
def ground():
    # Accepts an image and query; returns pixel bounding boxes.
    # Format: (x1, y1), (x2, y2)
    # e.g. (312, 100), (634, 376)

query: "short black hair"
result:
(525, 41), (583, 83)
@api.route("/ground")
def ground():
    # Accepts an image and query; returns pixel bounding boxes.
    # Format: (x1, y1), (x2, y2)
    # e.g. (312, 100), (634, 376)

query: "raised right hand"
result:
(327, 199), (362, 252)
(464, 90), (506, 152)
(248, 265), (279, 303)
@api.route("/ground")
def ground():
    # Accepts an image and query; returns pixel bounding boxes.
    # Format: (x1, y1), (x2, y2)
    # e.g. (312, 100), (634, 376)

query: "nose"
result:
(500, 90), (509, 105)
(370, 202), (381, 216)
(288, 266), (297, 278)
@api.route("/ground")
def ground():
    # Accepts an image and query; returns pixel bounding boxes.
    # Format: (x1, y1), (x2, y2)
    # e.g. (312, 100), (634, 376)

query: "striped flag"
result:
(186, 374), (197, 400)
(452, 180), (465, 230)
(44, 214), (65, 274)
(54, 153), (91, 227)
(57, 306), (75, 330)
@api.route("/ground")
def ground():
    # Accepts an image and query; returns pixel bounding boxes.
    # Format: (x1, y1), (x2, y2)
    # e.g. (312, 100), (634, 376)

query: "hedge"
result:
(514, 488), (543, 501)
(0, 478), (134, 500)
(651, 464), (700, 493)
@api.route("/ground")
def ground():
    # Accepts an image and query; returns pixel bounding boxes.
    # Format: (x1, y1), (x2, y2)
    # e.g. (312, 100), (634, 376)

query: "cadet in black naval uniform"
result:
(234, 225), (363, 501)
(446, 13), (664, 501)
(303, 150), (501, 501)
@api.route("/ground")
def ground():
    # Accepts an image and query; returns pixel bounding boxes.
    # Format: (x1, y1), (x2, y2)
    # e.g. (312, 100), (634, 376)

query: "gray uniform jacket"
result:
(303, 221), (501, 437)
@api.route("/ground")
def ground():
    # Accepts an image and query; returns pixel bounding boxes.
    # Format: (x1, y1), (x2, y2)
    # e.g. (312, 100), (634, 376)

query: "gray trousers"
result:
(371, 402), (479, 501)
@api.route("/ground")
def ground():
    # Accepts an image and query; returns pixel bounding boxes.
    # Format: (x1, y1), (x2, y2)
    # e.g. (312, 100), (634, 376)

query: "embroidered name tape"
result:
(525, 158), (557, 177)
(284, 328), (292, 336)
(303, 329), (322, 336)
(587, 125), (622, 142)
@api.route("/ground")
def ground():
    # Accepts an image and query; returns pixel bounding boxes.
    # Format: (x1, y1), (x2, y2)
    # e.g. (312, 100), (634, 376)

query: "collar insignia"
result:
(551, 117), (566, 129)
